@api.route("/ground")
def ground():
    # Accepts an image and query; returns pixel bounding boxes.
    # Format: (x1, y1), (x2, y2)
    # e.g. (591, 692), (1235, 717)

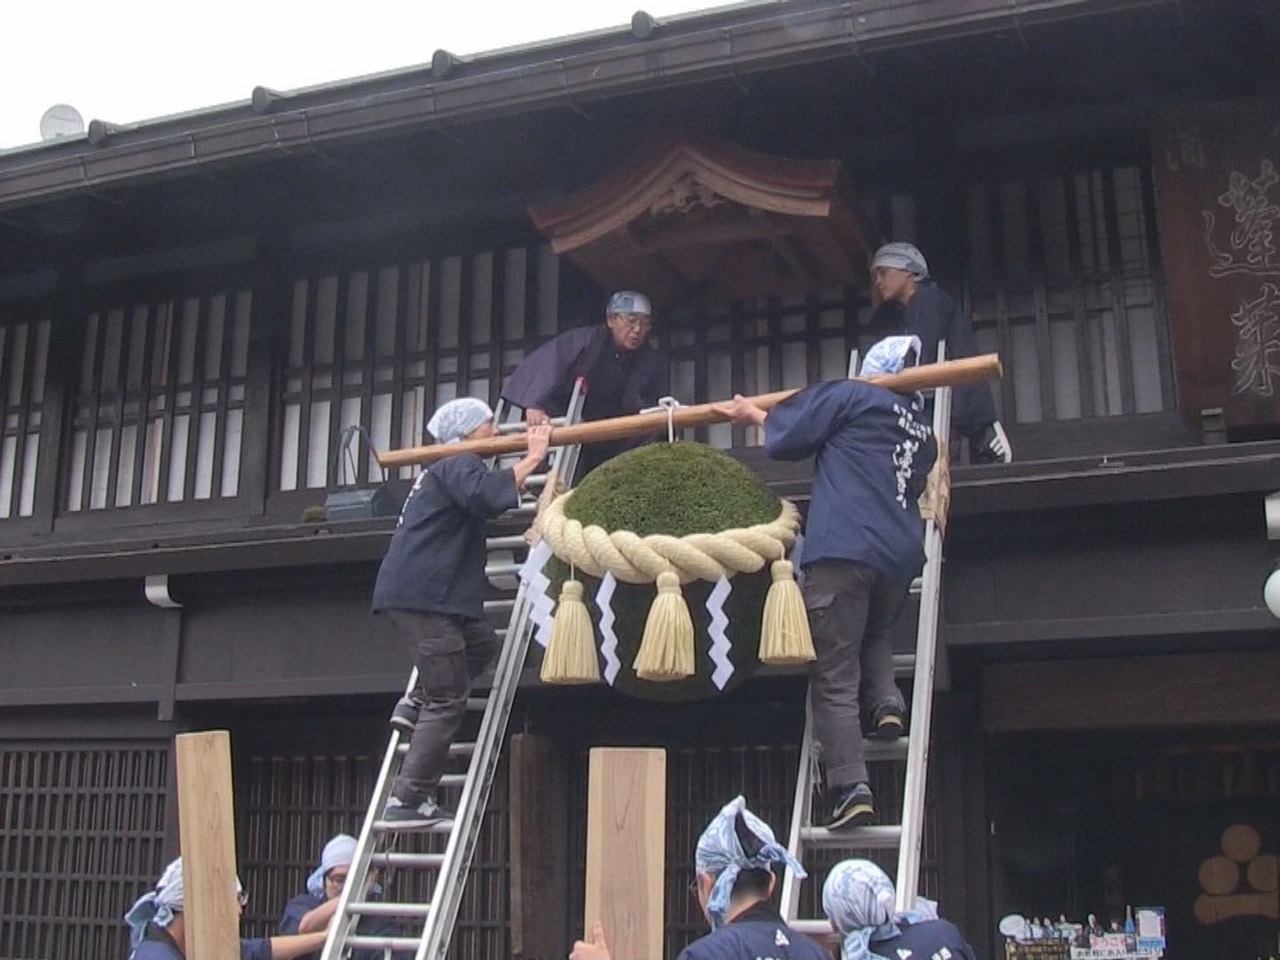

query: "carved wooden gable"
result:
(528, 131), (875, 307)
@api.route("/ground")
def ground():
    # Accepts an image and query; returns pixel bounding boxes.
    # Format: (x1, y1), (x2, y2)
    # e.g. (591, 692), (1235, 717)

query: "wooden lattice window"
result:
(239, 752), (511, 959)
(65, 289), (251, 511)
(0, 304), (50, 520)
(0, 744), (169, 960)
(278, 246), (559, 490)
(964, 165), (1174, 422)
(665, 288), (871, 449)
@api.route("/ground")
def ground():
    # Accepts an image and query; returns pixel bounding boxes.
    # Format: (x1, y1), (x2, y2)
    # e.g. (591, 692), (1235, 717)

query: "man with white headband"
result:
(870, 242), (1012, 465)
(372, 398), (551, 828)
(125, 857), (328, 959)
(500, 289), (669, 476)
(718, 337), (937, 830)
(570, 796), (826, 960)
(822, 859), (976, 960)
(277, 834), (401, 959)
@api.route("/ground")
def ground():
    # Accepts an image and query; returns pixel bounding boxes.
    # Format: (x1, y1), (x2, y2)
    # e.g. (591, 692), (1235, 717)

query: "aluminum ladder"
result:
(780, 350), (953, 934)
(320, 381), (586, 960)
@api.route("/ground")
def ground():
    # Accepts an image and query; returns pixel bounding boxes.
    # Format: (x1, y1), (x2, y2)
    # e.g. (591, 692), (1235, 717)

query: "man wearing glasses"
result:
(276, 834), (403, 959)
(500, 289), (669, 476)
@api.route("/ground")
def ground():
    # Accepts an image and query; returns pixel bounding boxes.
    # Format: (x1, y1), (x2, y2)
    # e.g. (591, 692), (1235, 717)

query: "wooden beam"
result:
(175, 731), (241, 960)
(378, 354), (1004, 466)
(510, 734), (571, 960)
(584, 748), (666, 960)
(982, 650), (1280, 732)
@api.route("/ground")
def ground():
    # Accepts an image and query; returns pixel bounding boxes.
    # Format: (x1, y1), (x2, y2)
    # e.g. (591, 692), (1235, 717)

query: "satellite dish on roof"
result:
(39, 104), (85, 141)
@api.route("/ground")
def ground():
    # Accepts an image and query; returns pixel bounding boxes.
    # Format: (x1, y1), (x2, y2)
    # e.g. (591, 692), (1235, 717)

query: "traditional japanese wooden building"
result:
(2, 1), (1279, 958)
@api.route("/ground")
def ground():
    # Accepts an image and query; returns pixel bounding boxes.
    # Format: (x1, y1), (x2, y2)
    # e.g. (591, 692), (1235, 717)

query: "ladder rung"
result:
(799, 824), (902, 849)
(483, 598), (515, 613)
(396, 741), (474, 757)
(524, 474), (548, 488)
(863, 737), (910, 761)
(485, 562), (523, 577)
(372, 819), (454, 835)
(790, 920), (836, 939)
(438, 773), (466, 787)
(509, 503), (537, 517)
(369, 851), (445, 869)
(908, 576), (922, 595)
(347, 901), (434, 918)
(893, 653), (915, 677)
(495, 416), (569, 435)
(465, 697), (488, 711)
(345, 934), (427, 951)
(485, 535), (528, 550)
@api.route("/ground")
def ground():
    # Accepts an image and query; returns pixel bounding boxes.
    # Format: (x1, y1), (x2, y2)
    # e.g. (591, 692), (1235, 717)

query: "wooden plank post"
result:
(584, 748), (666, 960)
(510, 734), (571, 960)
(175, 731), (241, 960)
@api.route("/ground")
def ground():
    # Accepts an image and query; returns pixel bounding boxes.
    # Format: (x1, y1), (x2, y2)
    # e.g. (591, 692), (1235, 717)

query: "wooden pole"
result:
(175, 731), (241, 960)
(377, 353), (1002, 467)
(584, 748), (666, 960)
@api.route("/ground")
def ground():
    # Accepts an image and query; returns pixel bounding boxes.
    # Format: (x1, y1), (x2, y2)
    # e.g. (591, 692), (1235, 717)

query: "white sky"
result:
(0, 0), (722, 150)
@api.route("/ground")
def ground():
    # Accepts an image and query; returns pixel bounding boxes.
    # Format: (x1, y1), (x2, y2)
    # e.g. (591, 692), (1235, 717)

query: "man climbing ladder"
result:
(371, 398), (552, 829)
(718, 335), (937, 829)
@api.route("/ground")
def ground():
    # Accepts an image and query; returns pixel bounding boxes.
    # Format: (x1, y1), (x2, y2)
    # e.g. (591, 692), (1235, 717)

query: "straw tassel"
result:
(539, 579), (601, 684)
(759, 560), (816, 665)
(633, 571), (695, 681)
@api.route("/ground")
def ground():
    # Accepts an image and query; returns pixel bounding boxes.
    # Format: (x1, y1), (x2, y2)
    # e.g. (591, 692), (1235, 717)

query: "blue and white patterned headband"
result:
(822, 859), (938, 960)
(860, 335), (922, 378)
(307, 834), (357, 897)
(694, 796), (806, 929)
(427, 397), (493, 444)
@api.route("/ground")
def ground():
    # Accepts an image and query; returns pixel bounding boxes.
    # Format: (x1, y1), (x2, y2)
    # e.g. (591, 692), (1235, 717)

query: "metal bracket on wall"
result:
(144, 574), (182, 609)
(1200, 406), (1227, 445)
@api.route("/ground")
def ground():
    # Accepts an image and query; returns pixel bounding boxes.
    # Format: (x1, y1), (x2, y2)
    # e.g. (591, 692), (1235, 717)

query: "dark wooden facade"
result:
(2, 2), (1279, 959)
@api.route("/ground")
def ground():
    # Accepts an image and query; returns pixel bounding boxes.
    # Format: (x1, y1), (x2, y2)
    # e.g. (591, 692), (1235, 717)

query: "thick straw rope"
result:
(537, 492), (801, 585)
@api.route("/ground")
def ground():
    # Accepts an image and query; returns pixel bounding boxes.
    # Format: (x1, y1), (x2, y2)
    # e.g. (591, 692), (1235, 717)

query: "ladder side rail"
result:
(779, 700), (817, 924)
(894, 343), (952, 911)
(416, 585), (538, 960)
(319, 670), (420, 960)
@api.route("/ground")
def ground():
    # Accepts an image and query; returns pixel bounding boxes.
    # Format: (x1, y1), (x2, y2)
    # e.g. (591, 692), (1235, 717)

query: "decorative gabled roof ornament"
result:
(528, 129), (875, 306)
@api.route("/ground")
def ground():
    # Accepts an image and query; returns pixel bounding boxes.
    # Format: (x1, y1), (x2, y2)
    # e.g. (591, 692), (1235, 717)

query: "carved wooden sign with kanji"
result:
(1155, 99), (1280, 429)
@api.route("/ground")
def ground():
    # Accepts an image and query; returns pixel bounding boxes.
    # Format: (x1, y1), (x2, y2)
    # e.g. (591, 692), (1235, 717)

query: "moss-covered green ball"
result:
(545, 442), (782, 701)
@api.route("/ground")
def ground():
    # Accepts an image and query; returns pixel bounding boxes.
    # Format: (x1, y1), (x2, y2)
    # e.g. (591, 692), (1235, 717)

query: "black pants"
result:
(386, 610), (498, 803)
(804, 560), (909, 789)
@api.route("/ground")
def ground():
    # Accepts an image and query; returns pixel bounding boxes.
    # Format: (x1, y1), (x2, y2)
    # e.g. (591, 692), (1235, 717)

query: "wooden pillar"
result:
(510, 734), (571, 960)
(175, 730), (240, 960)
(584, 748), (666, 960)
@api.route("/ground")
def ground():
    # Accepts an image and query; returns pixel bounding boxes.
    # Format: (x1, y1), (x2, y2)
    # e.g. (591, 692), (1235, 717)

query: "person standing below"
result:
(277, 834), (403, 959)
(869, 242), (1012, 464)
(125, 857), (328, 960)
(500, 290), (669, 476)
(372, 397), (551, 829)
(718, 336), (937, 830)
(569, 796), (825, 960)
(823, 859), (977, 960)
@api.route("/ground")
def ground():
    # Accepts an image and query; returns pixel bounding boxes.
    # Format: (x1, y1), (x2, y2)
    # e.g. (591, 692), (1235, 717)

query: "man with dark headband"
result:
(870, 242), (1012, 465)
(500, 289), (669, 477)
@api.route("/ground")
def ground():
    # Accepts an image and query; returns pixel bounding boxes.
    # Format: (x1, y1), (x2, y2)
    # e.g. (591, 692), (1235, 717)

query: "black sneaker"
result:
(383, 794), (456, 831)
(389, 697), (420, 736)
(826, 782), (875, 831)
(871, 703), (905, 742)
(968, 421), (1013, 465)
